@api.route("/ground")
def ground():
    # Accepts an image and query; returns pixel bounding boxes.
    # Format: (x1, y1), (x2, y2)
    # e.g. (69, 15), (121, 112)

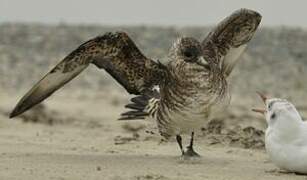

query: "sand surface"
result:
(0, 94), (306, 180)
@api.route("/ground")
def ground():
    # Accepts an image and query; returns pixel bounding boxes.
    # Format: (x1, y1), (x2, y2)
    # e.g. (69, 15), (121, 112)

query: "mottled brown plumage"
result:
(10, 9), (261, 157)
(10, 32), (166, 117)
(204, 9), (262, 75)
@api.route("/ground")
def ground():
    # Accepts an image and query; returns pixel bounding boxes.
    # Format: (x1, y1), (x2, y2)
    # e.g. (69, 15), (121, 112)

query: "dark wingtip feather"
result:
(119, 109), (149, 121)
(125, 103), (145, 111)
(119, 90), (159, 121)
(118, 116), (146, 121)
(121, 111), (149, 117)
(130, 96), (148, 106)
(9, 108), (19, 118)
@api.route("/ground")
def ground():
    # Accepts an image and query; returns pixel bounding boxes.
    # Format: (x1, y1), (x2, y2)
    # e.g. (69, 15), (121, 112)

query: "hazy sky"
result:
(1, 0), (307, 27)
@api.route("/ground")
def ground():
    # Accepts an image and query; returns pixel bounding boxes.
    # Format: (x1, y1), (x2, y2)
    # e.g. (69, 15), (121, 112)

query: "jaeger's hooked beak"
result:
(197, 56), (210, 69)
(251, 92), (269, 116)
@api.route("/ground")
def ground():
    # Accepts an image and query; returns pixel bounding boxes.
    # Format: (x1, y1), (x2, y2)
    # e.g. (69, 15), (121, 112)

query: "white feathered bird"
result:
(253, 93), (307, 174)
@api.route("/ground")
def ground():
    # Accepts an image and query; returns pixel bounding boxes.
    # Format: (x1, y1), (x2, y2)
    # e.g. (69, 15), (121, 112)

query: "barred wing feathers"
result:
(10, 32), (165, 118)
(202, 8), (261, 76)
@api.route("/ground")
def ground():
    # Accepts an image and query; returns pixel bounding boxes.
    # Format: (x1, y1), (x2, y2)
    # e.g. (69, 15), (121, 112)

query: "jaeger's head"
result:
(169, 37), (210, 70)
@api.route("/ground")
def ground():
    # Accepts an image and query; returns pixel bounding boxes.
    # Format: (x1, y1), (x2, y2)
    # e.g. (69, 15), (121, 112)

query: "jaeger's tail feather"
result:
(118, 90), (159, 120)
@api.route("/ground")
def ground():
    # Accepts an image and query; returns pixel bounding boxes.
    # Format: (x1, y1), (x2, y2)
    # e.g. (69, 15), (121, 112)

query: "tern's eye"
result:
(270, 113), (276, 119)
(268, 102), (273, 110)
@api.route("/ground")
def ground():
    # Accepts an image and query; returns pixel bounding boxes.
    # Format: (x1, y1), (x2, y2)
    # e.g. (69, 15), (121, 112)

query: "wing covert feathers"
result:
(10, 32), (165, 118)
(202, 8), (261, 76)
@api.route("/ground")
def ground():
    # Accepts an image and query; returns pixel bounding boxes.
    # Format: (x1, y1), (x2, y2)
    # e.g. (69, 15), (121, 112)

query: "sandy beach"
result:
(0, 93), (306, 180)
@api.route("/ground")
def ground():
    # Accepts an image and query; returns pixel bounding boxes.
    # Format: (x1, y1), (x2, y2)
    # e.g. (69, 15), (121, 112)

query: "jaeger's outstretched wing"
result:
(10, 32), (166, 118)
(202, 8), (261, 76)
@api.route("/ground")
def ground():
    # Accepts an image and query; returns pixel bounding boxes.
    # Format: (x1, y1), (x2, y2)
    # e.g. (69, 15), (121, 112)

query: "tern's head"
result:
(252, 92), (302, 128)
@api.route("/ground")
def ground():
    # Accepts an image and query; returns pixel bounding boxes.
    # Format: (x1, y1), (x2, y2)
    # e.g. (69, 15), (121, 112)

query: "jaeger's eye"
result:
(184, 50), (193, 58)
(270, 113), (276, 119)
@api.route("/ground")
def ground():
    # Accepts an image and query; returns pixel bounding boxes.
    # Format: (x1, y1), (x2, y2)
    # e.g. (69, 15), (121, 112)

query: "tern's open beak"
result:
(256, 91), (268, 104)
(252, 108), (266, 115)
(252, 92), (269, 116)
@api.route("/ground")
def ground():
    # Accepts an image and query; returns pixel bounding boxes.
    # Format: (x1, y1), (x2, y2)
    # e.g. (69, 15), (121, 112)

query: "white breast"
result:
(265, 128), (307, 174)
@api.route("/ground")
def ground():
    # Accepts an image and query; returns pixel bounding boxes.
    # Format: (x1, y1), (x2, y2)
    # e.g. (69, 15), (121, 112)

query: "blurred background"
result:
(2, 0), (307, 27)
(1, 0), (307, 138)
(1, 1), (307, 179)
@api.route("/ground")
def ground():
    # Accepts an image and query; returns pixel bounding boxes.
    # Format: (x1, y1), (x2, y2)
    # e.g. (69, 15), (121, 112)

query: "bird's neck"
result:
(168, 62), (222, 88)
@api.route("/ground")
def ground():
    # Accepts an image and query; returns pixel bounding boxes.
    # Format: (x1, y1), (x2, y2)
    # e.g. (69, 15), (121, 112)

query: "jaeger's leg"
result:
(176, 135), (184, 155)
(184, 132), (200, 157)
